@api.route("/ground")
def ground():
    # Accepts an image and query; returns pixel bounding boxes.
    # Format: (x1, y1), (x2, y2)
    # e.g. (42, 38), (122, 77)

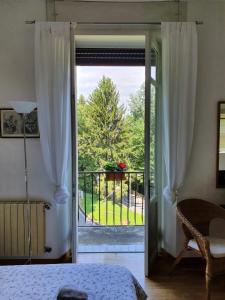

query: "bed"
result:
(0, 263), (147, 300)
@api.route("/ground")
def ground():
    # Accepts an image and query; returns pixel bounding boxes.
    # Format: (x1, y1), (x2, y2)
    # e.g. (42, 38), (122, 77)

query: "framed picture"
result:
(0, 109), (39, 138)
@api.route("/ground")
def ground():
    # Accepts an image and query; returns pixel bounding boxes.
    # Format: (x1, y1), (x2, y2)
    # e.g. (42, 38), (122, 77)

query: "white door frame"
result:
(70, 24), (78, 263)
(144, 31), (151, 276)
(71, 26), (160, 268)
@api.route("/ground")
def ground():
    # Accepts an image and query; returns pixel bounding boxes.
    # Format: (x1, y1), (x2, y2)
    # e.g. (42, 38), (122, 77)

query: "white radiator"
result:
(0, 200), (49, 257)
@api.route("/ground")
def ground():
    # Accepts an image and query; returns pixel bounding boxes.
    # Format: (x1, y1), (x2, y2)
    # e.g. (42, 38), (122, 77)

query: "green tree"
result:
(127, 83), (156, 181)
(77, 95), (97, 171)
(78, 76), (129, 170)
(127, 84), (145, 170)
(126, 116), (144, 170)
(77, 94), (86, 135)
(129, 83), (144, 119)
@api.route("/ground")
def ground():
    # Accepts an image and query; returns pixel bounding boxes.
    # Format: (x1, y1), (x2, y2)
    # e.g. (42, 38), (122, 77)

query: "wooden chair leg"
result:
(206, 274), (211, 300)
(169, 247), (187, 274)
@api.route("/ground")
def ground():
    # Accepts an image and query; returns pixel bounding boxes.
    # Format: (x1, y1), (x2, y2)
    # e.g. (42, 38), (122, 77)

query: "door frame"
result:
(144, 31), (151, 276)
(70, 24), (78, 263)
(145, 35), (162, 276)
(71, 26), (160, 272)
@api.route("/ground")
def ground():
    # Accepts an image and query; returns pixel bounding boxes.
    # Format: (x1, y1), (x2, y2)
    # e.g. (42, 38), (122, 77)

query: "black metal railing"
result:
(78, 171), (145, 226)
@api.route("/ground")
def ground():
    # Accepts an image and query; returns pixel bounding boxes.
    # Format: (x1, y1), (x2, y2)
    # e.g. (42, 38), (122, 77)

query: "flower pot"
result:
(105, 172), (126, 181)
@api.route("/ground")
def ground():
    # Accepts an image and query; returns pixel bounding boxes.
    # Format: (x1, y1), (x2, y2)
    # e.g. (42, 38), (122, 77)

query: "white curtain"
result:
(35, 22), (71, 204)
(161, 22), (198, 202)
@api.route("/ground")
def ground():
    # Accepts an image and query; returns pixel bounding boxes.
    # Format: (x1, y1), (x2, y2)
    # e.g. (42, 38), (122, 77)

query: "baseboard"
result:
(0, 250), (72, 265)
(0, 249), (205, 267)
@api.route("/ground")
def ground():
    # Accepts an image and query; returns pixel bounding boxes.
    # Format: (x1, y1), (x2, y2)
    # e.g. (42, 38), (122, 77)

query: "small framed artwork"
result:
(0, 109), (39, 138)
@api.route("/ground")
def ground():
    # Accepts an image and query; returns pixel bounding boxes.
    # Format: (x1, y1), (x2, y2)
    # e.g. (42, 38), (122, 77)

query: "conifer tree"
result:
(78, 76), (128, 169)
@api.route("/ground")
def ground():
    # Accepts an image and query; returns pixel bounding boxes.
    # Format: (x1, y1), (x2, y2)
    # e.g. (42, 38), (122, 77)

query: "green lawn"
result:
(80, 193), (143, 225)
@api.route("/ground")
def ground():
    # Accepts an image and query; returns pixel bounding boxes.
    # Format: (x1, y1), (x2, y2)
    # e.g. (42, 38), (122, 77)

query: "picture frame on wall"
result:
(0, 109), (39, 138)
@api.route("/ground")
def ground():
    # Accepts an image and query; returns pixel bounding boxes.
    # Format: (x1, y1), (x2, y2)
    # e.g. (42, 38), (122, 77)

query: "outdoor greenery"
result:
(78, 173), (144, 225)
(78, 76), (156, 172)
(78, 75), (156, 225)
(78, 76), (128, 170)
(80, 193), (143, 225)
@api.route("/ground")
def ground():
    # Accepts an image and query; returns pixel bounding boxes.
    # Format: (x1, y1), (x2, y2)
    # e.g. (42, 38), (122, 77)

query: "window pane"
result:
(151, 66), (156, 81)
(150, 83), (156, 197)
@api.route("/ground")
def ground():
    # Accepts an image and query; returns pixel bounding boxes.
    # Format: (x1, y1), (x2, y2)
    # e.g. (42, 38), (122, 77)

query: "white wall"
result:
(55, 0), (184, 22)
(162, 0), (225, 257)
(174, 0), (225, 254)
(0, 0), (187, 259)
(5, 0), (222, 259)
(181, 0), (225, 203)
(0, 0), (70, 259)
(0, 0), (184, 259)
(55, 0), (225, 257)
(55, 0), (186, 259)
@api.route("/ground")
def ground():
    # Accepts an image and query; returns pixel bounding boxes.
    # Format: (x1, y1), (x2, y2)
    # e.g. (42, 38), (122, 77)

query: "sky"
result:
(76, 66), (145, 108)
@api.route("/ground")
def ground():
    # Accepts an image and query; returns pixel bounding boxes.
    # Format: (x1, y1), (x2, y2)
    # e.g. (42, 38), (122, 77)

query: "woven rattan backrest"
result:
(177, 199), (225, 236)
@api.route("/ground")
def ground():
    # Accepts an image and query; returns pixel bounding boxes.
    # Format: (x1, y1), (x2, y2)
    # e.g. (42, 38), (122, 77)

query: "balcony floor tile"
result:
(78, 225), (144, 253)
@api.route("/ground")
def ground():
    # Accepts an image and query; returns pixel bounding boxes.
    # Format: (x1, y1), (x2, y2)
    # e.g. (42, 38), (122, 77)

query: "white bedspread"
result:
(0, 263), (147, 300)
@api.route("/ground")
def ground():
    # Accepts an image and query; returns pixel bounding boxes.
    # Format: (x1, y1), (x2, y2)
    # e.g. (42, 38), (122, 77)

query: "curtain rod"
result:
(25, 20), (203, 25)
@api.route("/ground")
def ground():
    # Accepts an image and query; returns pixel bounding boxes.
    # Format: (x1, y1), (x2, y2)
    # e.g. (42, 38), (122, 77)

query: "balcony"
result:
(78, 171), (145, 252)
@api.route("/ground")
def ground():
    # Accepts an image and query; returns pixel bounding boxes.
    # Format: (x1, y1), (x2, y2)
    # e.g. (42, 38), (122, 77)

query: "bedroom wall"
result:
(182, 1), (225, 202)
(55, 0), (186, 258)
(4, 0), (215, 260)
(0, 0), (184, 259)
(0, 0), (70, 259)
(55, 0), (184, 22)
(55, 0), (225, 257)
(161, 0), (225, 257)
(173, 0), (225, 255)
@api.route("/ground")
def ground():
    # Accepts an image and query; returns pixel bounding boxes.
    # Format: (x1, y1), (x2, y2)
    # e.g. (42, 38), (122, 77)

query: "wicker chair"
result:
(173, 198), (225, 300)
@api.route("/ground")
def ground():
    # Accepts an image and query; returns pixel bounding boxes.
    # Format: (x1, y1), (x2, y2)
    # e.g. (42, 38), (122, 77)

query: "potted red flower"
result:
(104, 161), (127, 181)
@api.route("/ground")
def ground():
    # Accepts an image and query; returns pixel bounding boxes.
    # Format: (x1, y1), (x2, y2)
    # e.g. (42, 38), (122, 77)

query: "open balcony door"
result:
(70, 27), (160, 267)
(144, 32), (158, 276)
(70, 27), (79, 263)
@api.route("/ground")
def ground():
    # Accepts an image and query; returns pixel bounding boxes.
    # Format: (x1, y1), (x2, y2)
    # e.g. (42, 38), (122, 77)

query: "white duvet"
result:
(0, 263), (147, 300)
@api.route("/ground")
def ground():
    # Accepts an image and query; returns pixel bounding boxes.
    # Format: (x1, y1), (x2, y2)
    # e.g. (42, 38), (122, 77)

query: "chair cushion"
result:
(188, 236), (225, 258)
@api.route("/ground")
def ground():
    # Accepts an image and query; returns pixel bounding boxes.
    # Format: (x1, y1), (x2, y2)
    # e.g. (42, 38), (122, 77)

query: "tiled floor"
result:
(78, 225), (144, 252)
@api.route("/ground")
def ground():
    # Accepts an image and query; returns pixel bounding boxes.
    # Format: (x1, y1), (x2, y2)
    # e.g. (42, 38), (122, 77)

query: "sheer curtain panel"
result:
(161, 22), (198, 203)
(35, 22), (71, 204)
